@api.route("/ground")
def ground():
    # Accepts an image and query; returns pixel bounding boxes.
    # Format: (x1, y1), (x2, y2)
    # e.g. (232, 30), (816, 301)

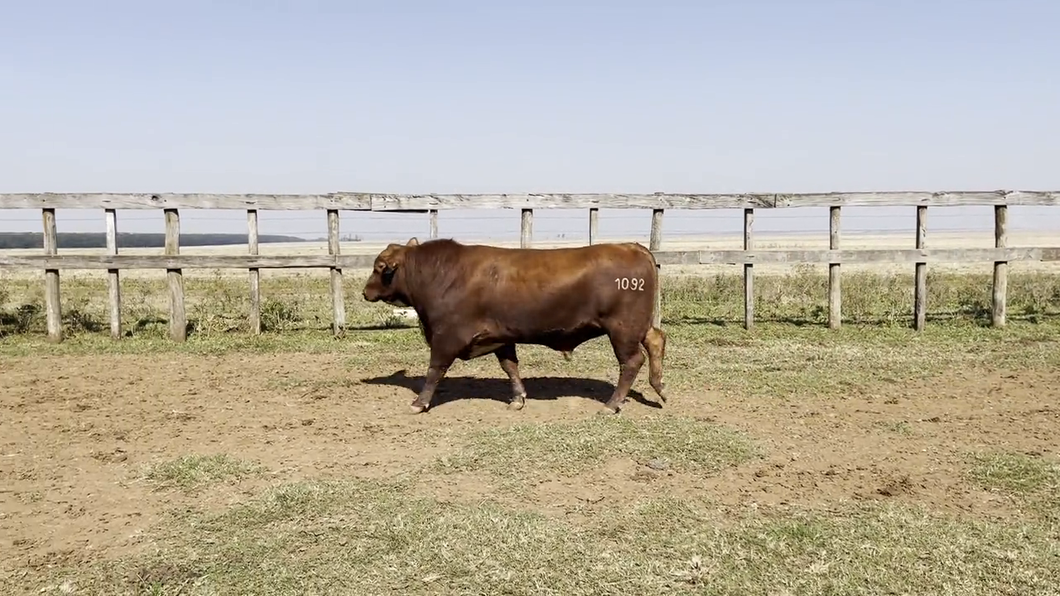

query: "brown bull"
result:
(361, 237), (667, 414)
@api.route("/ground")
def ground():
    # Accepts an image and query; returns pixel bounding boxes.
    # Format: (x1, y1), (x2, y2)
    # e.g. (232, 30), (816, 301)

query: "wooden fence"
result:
(1, 190), (1058, 343)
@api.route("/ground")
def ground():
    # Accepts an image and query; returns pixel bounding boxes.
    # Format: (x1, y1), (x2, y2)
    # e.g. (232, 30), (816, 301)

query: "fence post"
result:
(828, 206), (841, 329)
(247, 209), (261, 334)
(588, 207), (599, 245)
(164, 208), (186, 342)
(521, 208), (533, 247)
(106, 209), (121, 339)
(42, 208), (62, 343)
(649, 208), (664, 329)
(327, 209), (346, 336)
(992, 205), (1008, 327)
(744, 208), (754, 330)
(914, 206), (927, 331)
(429, 209), (438, 239)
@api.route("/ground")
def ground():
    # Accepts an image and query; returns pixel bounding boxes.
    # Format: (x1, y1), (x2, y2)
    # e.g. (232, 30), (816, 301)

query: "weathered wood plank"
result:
(106, 209), (121, 339)
(164, 209), (186, 342)
(365, 190), (1060, 211)
(588, 208), (599, 245)
(2, 247), (1056, 271)
(649, 209), (664, 329)
(743, 208), (754, 330)
(248, 209), (261, 335)
(772, 190), (1060, 208)
(328, 209), (345, 336)
(521, 209), (533, 248)
(0, 192), (372, 210)
(3, 190), (1058, 211)
(993, 205), (1008, 327)
(42, 208), (62, 343)
(914, 206), (927, 332)
(829, 206), (841, 329)
(371, 193), (776, 210)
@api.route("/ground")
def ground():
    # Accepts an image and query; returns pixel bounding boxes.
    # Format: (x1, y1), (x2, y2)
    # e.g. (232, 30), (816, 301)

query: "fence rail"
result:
(2, 190), (1059, 343)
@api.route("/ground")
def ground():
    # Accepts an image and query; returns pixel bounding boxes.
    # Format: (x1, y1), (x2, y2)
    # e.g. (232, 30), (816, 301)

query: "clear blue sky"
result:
(2, 0), (1058, 242)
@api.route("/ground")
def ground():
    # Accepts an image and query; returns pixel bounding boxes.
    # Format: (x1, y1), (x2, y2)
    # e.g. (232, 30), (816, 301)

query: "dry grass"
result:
(139, 454), (268, 493)
(433, 414), (761, 482)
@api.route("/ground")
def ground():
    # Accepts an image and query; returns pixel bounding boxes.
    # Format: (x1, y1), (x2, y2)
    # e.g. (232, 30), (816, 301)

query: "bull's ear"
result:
(406, 237), (419, 247)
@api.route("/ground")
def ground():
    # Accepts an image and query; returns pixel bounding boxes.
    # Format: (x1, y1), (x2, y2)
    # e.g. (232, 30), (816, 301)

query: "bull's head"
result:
(362, 237), (419, 306)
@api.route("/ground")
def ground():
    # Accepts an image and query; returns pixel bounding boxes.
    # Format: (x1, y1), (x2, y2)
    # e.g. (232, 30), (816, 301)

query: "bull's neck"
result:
(399, 245), (441, 313)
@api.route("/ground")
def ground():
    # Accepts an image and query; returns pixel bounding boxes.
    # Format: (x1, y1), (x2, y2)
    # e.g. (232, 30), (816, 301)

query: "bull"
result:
(361, 237), (667, 414)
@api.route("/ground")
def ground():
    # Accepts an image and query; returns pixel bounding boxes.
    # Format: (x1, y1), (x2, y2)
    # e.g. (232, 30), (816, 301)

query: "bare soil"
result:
(2, 353), (1058, 576)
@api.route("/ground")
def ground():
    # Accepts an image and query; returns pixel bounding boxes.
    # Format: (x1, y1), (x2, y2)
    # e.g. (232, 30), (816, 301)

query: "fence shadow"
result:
(360, 368), (659, 410)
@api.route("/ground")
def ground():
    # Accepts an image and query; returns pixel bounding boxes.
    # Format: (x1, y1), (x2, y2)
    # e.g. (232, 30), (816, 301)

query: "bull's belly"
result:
(462, 342), (506, 359)
(456, 326), (607, 361)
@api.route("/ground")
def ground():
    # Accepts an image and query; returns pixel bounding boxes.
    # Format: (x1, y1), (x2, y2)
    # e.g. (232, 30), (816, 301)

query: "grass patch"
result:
(32, 478), (1060, 596)
(969, 451), (1060, 495)
(434, 414), (760, 482)
(872, 420), (915, 435)
(966, 451), (1060, 522)
(141, 453), (266, 492)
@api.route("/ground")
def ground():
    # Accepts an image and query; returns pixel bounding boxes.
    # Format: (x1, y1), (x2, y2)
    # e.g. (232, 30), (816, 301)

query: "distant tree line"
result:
(0, 232), (308, 250)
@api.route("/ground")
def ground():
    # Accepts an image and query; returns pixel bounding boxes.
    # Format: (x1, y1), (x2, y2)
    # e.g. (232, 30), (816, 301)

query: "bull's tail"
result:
(641, 325), (667, 402)
(631, 242), (666, 402)
(636, 240), (662, 324)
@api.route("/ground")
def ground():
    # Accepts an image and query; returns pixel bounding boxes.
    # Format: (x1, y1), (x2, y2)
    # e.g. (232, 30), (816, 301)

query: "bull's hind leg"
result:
(601, 334), (647, 414)
(495, 343), (527, 410)
(641, 326), (667, 403)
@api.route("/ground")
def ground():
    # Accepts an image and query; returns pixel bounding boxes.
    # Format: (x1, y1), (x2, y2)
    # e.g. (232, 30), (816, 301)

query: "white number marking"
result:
(615, 277), (645, 291)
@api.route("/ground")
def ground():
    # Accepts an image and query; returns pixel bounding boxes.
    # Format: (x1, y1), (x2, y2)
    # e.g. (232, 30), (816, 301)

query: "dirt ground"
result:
(2, 353), (1058, 578)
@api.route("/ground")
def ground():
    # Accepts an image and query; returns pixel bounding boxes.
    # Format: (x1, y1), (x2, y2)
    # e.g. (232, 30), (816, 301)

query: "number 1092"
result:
(615, 277), (645, 291)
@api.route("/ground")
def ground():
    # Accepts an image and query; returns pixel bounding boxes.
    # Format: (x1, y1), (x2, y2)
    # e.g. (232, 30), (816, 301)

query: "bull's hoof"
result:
(409, 403), (428, 414)
(508, 400), (525, 411)
(597, 405), (620, 416)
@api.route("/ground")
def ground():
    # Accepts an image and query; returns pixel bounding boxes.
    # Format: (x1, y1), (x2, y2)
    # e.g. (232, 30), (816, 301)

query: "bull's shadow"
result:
(360, 369), (659, 410)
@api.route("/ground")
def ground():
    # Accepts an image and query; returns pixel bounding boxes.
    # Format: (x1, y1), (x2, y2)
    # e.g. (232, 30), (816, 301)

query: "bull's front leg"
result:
(410, 341), (459, 414)
(410, 361), (450, 414)
(495, 344), (527, 410)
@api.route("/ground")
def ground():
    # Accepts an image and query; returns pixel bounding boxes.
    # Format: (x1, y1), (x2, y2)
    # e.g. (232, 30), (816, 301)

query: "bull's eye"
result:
(381, 266), (396, 285)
